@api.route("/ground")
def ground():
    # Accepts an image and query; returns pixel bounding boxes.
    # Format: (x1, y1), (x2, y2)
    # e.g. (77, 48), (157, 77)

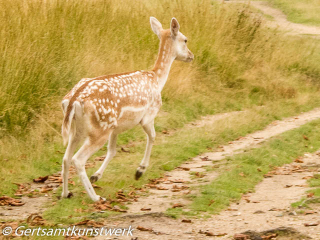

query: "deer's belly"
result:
(114, 106), (147, 133)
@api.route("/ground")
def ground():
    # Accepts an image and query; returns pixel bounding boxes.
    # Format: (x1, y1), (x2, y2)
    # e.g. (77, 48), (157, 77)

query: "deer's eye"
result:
(184, 39), (187, 43)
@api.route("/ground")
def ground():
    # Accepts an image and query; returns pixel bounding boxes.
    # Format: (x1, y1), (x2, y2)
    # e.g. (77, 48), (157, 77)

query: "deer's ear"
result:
(150, 17), (163, 40)
(170, 18), (180, 37)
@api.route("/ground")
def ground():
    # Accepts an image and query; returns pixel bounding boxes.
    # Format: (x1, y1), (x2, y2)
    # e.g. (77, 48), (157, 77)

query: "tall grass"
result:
(1, 0), (320, 137)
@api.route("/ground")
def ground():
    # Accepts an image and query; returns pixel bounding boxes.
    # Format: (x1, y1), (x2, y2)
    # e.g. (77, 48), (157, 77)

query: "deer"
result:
(60, 17), (194, 202)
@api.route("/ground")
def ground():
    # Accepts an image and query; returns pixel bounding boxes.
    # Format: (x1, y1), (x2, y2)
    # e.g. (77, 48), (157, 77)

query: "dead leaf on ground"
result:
(239, 172), (245, 177)
(33, 176), (49, 183)
(93, 199), (113, 211)
(177, 167), (190, 171)
(112, 205), (127, 213)
(121, 147), (130, 153)
(94, 156), (105, 161)
(26, 214), (46, 226)
(156, 186), (168, 190)
(195, 172), (205, 178)
(140, 207), (151, 211)
(137, 226), (153, 232)
(233, 233), (250, 240)
(261, 233), (277, 239)
(305, 210), (317, 215)
(0, 196), (25, 206)
(303, 135), (309, 140)
(307, 192), (315, 198)
(200, 156), (211, 161)
(40, 186), (53, 193)
(263, 174), (273, 178)
(181, 219), (192, 223)
(294, 158), (304, 163)
(304, 222), (319, 227)
(75, 220), (104, 227)
(199, 230), (227, 237)
(171, 179), (185, 183)
(172, 203), (184, 208)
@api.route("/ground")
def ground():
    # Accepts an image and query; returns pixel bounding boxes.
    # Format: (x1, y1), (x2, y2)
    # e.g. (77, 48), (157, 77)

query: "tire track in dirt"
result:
(126, 108), (320, 216)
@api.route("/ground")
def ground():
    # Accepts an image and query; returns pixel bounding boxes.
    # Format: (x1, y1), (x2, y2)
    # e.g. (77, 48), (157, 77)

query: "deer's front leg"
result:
(136, 120), (156, 180)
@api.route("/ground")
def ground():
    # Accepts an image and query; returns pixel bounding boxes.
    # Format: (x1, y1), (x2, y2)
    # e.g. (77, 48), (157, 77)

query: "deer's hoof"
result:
(90, 175), (99, 183)
(135, 170), (143, 180)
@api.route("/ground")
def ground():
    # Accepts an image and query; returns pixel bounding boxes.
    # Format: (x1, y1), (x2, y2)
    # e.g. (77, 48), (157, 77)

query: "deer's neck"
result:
(152, 38), (175, 91)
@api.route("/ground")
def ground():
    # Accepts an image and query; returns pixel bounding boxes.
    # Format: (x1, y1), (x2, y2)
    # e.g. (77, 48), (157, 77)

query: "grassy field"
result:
(1, 0), (320, 226)
(267, 0), (320, 26)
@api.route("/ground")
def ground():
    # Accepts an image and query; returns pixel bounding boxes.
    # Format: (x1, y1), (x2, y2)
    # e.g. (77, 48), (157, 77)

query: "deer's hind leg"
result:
(72, 131), (110, 202)
(90, 131), (117, 183)
(61, 135), (81, 198)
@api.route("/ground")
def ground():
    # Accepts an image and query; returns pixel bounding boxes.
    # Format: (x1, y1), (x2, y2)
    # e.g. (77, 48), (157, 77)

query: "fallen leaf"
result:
(140, 208), (151, 211)
(156, 186), (168, 190)
(121, 147), (130, 153)
(305, 210), (317, 215)
(181, 219), (192, 223)
(94, 156), (105, 161)
(26, 214), (46, 226)
(199, 230), (227, 237)
(261, 233), (277, 239)
(171, 179), (185, 183)
(0, 196), (25, 206)
(307, 192), (315, 198)
(137, 226), (153, 232)
(195, 172), (205, 178)
(200, 156), (210, 161)
(33, 176), (49, 183)
(263, 174), (273, 178)
(294, 158), (304, 163)
(303, 135), (309, 140)
(304, 222), (319, 227)
(172, 203), (184, 208)
(233, 233), (250, 240)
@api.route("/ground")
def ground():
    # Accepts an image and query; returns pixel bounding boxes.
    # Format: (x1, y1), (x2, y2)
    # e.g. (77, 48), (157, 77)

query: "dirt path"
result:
(127, 108), (320, 215)
(111, 151), (320, 240)
(2, 108), (320, 239)
(224, 1), (320, 37)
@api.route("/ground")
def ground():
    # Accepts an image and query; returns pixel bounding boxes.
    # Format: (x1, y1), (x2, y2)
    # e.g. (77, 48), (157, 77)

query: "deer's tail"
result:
(61, 100), (83, 146)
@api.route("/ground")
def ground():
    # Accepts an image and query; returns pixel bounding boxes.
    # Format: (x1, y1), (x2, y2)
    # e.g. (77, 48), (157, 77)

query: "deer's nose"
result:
(188, 52), (194, 62)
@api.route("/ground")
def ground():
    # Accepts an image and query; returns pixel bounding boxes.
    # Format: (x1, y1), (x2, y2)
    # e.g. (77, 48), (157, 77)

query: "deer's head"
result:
(150, 17), (194, 62)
